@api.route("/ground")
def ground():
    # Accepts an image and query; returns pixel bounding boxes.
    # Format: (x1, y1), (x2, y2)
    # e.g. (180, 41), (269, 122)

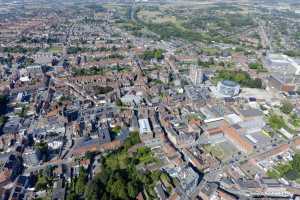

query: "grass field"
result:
(48, 46), (62, 53)
(137, 9), (185, 30)
(204, 144), (225, 160)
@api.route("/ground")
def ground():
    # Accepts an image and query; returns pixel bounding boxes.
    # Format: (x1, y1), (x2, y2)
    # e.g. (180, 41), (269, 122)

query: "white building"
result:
(138, 119), (152, 135)
(217, 80), (240, 97)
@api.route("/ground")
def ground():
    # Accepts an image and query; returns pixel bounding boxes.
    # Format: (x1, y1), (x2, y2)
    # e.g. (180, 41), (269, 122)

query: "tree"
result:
(35, 175), (48, 191)
(268, 113), (285, 130)
(141, 49), (164, 61)
(35, 142), (49, 161)
(76, 167), (88, 195)
(208, 57), (215, 65)
(249, 62), (261, 69)
(291, 153), (300, 172)
(127, 181), (138, 198)
(280, 100), (294, 114)
(67, 192), (78, 200)
(84, 180), (102, 200)
(0, 94), (8, 115)
(0, 116), (7, 127)
(110, 179), (128, 199)
(115, 98), (123, 107)
(84, 151), (95, 160)
(215, 70), (263, 88)
(84, 133), (160, 200)
(124, 131), (141, 150)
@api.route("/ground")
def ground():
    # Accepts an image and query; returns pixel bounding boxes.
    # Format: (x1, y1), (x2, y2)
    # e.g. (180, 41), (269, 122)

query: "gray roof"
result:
(222, 80), (238, 87)
(237, 179), (260, 188)
(261, 178), (281, 187)
(200, 182), (218, 197)
(239, 109), (262, 118)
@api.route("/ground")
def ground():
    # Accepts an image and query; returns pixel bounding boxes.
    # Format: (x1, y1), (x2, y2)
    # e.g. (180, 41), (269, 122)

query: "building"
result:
(198, 182), (219, 200)
(217, 80), (240, 97)
(166, 129), (195, 148)
(260, 178), (292, 197)
(176, 165), (199, 196)
(0, 155), (23, 186)
(138, 119), (161, 149)
(139, 119), (152, 135)
(71, 139), (122, 156)
(237, 108), (266, 134)
(206, 127), (226, 144)
(221, 122), (253, 154)
(23, 150), (39, 167)
(184, 86), (210, 106)
(268, 74), (296, 92)
(2, 117), (21, 135)
(120, 94), (143, 106)
(255, 143), (290, 162)
(189, 66), (203, 86)
(7, 175), (32, 200)
(166, 165), (199, 196)
(266, 54), (300, 75)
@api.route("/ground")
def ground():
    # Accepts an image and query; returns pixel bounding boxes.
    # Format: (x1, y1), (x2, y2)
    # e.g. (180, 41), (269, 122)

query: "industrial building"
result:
(266, 54), (300, 75)
(217, 80), (240, 97)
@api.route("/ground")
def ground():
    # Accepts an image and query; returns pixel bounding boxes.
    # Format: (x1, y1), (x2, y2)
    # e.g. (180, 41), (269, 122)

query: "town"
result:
(0, 0), (300, 199)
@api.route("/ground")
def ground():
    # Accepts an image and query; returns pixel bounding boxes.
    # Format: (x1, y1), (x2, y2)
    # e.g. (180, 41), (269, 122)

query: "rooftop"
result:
(221, 80), (239, 87)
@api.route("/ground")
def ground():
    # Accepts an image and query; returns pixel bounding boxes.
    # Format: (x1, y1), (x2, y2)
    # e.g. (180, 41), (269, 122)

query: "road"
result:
(24, 158), (74, 174)
(258, 20), (271, 51)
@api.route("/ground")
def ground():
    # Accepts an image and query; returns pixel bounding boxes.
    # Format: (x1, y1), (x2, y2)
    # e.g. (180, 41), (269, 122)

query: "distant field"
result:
(48, 46), (62, 53)
(137, 9), (185, 30)
(102, 3), (128, 15)
(138, 10), (176, 24)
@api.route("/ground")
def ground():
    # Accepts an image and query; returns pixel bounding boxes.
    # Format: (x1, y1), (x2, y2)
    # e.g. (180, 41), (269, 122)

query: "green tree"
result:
(0, 94), (8, 115)
(35, 142), (49, 161)
(268, 114), (285, 130)
(280, 100), (294, 114)
(35, 174), (51, 191)
(109, 179), (128, 199)
(291, 153), (300, 172)
(115, 98), (123, 107)
(0, 116), (7, 127)
(67, 192), (78, 200)
(124, 131), (141, 150)
(75, 167), (88, 195)
(84, 151), (95, 160)
(127, 181), (138, 198)
(84, 180), (103, 200)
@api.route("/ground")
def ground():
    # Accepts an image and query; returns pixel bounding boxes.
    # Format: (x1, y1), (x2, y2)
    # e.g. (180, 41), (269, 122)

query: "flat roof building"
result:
(139, 119), (152, 135)
(221, 122), (253, 154)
